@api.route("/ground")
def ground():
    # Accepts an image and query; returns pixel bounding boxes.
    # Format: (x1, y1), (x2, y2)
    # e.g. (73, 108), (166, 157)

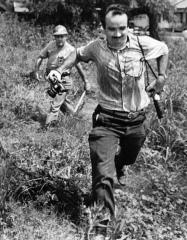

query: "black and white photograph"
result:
(0, 1), (186, 239)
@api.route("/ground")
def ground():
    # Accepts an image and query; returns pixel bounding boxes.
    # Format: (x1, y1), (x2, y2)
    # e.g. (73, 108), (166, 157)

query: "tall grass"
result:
(0, 13), (186, 239)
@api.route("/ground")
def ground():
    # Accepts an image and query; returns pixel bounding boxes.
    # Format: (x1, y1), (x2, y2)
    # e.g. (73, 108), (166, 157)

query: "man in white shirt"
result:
(54, 5), (168, 239)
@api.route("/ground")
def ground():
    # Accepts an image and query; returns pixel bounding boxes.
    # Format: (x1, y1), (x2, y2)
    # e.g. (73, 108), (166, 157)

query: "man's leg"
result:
(60, 97), (75, 115)
(45, 92), (67, 125)
(59, 76), (74, 114)
(115, 122), (146, 185)
(89, 126), (119, 216)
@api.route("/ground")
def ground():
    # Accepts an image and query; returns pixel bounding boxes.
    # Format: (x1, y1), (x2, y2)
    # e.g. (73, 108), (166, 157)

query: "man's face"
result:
(54, 35), (67, 48)
(105, 11), (128, 49)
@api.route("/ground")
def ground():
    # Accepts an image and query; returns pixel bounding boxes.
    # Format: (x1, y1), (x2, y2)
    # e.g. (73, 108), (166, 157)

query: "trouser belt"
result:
(95, 105), (145, 119)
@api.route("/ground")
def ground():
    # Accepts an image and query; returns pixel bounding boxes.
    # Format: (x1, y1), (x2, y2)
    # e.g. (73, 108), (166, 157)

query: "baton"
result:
(73, 91), (86, 113)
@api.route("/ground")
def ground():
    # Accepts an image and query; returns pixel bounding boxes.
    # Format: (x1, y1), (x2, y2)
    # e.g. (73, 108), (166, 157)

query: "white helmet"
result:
(53, 25), (68, 36)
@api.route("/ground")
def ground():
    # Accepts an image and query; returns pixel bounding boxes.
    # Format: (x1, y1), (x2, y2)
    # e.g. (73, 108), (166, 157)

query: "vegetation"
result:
(0, 12), (187, 240)
(11, 0), (174, 37)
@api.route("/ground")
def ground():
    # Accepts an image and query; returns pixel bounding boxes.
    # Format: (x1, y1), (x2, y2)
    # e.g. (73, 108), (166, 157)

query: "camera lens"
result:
(47, 88), (56, 98)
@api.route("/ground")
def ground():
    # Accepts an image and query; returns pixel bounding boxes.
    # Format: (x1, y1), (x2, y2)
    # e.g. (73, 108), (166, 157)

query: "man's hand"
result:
(48, 70), (61, 82)
(35, 71), (42, 81)
(84, 81), (91, 93)
(146, 75), (165, 96)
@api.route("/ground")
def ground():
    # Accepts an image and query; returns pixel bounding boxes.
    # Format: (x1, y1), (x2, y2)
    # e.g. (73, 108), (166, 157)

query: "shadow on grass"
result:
(2, 157), (90, 225)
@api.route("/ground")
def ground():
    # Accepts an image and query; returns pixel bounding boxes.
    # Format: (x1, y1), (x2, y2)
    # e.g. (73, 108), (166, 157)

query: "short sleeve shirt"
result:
(77, 33), (169, 112)
(39, 40), (75, 72)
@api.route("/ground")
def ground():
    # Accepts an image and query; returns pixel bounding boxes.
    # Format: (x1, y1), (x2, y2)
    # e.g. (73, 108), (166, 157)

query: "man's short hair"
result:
(101, 4), (128, 29)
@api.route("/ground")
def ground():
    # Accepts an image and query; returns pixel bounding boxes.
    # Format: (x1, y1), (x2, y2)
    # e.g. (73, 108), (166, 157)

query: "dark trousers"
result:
(88, 105), (147, 216)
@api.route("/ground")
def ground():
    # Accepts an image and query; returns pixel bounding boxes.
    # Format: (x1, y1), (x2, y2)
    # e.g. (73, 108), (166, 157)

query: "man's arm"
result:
(56, 49), (91, 92)
(146, 53), (168, 93)
(34, 57), (43, 81)
(75, 63), (91, 92)
(156, 53), (168, 92)
(157, 54), (168, 77)
(139, 35), (169, 93)
(57, 40), (94, 74)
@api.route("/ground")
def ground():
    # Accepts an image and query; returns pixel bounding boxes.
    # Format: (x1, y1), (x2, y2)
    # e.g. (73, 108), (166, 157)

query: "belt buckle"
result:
(127, 112), (135, 119)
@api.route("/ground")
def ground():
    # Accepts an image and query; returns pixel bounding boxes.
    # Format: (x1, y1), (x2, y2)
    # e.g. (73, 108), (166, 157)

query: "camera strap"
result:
(137, 36), (164, 119)
(137, 36), (158, 88)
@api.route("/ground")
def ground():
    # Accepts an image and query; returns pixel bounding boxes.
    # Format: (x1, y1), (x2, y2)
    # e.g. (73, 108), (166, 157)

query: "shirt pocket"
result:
(121, 51), (143, 78)
(57, 56), (65, 66)
(124, 59), (143, 77)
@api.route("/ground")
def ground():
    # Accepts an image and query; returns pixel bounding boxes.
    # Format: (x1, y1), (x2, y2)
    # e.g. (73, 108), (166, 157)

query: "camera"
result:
(47, 78), (65, 98)
(153, 93), (163, 119)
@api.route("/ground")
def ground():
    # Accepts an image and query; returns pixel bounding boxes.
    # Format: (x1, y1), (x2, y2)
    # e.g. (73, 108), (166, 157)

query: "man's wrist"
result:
(158, 73), (167, 79)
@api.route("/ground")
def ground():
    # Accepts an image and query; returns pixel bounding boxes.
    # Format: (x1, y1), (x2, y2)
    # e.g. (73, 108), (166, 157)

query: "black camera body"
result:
(152, 93), (163, 119)
(47, 78), (65, 98)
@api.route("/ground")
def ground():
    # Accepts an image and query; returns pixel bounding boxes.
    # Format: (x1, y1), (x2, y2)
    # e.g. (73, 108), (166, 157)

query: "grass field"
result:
(0, 13), (187, 240)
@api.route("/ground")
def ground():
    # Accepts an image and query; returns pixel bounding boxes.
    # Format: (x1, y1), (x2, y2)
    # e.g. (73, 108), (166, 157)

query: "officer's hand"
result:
(84, 81), (91, 93)
(146, 75), (165, 96)
(35, 71), (42, 81)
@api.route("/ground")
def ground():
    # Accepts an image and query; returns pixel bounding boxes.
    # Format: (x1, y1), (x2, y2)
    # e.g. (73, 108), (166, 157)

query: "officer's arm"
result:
(34, 57), (43, 81)
(35, 57), (43, 71)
